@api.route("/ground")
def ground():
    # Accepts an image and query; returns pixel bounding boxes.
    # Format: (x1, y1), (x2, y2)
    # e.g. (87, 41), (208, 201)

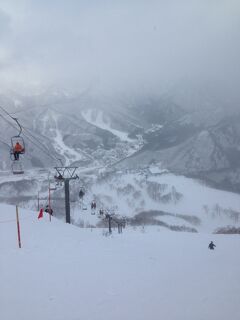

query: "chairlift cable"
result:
(0, 105), (22, 128)
(12, 117), (22, 136)
(0, 110), (59, 164)
(21, 125), (61, 162)
(0, 138), (11, 148)
(0, 105), (63, 165)
(0, 112), (21, 133)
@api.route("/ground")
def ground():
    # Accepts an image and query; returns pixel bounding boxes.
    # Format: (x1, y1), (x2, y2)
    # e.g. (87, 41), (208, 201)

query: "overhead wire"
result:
(0, 105), (62, 164)
(21, 125), (62, 163)
(0, 112), (55, 161)
(0, 111), (20, 133)
(0, 138), (11, 148)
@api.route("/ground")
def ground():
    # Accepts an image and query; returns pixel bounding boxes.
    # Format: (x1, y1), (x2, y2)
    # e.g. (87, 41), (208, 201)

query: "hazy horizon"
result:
(0, 0), (239, 106)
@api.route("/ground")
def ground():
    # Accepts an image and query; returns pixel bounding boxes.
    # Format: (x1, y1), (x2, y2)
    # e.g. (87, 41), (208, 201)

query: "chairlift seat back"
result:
(11, 136), (25, 154)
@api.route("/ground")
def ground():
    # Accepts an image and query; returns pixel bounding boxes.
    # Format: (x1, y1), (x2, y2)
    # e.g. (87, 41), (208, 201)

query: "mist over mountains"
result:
(0, 82), (240, 194)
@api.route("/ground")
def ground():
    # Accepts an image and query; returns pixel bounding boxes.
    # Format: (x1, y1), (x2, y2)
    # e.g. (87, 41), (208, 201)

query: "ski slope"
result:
(89, 171), (240, 232)
(0, 204), (240, 320)
(82, 109), (133, 142)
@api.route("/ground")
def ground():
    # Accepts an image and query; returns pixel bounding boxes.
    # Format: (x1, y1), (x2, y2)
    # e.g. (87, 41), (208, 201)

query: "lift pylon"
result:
(54, 166), (79, 224)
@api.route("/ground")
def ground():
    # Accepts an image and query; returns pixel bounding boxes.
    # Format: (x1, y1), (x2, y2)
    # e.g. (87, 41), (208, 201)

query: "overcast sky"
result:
(0, 0), (239, 100)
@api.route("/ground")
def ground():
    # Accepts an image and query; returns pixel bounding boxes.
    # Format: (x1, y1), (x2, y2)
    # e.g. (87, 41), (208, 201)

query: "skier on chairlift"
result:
(55, 173), (63, 180)
(45, 205), (53, 215)
(79, 189), (85, 199)
(91, 200), (96, 215)
(91, 201), (96, 210)
(13, 141), (24, 160)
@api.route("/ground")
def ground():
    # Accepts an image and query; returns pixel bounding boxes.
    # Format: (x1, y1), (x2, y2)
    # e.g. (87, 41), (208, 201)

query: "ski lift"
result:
(45, 205), (53, 215)
(54, 171), (64, 187)
(78, 187), (87, 211)
(11, 161), (24, 175)
(98, 208), (105, 218)
(55, 181), (63, 187)
(91, 200), (96, 215)
(10, 118), (25, 157)
(91, 200), (96, 210)
(79, 200), (87, 211)
(10, 118), (25, 175)
(10, 136), (25, 155)
(55, 178), (63, 187)
(79, 199), (87, 211)
(79, 187), (85, 199)
(54, 173), (64, 181)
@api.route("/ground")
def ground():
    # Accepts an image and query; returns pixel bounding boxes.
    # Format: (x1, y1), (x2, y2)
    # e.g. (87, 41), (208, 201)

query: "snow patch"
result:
(82, 109), (133, 142)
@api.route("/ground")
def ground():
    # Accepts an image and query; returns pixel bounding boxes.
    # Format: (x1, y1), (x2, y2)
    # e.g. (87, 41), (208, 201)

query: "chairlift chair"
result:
(91, 201), (96, 215)
(79, 188), (85, 199)
(10, 136), (25, 155)
(55, 180), (63, 187)
(54, 173), (64, 181)
(9, 117), (25, 167)
(11, 161), (24, 175)
(80, 201), (87, 211)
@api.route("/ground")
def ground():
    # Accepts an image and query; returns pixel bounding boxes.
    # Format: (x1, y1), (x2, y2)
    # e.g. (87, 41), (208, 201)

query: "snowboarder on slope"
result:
(208, 241), (216, 250)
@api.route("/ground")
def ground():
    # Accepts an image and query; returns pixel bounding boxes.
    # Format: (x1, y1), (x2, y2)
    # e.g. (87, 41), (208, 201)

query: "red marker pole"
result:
(16, 205), (22, 248)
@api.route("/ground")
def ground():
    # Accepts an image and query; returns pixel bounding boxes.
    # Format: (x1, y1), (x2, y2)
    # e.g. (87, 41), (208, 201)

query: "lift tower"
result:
(54, 166), (78, 224)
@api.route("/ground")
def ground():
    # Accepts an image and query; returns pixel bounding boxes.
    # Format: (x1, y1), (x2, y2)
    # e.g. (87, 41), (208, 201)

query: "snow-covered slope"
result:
(82, 109), (133, 142)
(40, 167), (240, 234)
(1, 166), (240, 233)
(0, 203), (240, 320)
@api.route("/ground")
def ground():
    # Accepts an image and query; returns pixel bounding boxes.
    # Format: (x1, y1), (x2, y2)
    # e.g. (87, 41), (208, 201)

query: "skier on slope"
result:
(208, 241), (216, 250)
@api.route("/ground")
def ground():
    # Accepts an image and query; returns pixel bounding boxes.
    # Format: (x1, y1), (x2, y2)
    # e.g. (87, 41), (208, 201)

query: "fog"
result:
(0, 0), (239, 103)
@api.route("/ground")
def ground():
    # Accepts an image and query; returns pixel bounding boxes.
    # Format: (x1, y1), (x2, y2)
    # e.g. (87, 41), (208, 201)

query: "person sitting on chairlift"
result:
(45, 205), (53, 215)
(13, 142), (24, 160)
(55, 173), (63, 180)
(79, 189), (85, 199)
(91, 201), (96, 210)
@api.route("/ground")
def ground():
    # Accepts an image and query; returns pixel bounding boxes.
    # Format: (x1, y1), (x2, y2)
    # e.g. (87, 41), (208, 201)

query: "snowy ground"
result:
(1, 204), (240, 320)
(52, 114), (84, 166)
(88, 171), (240, 232)
(1, 168), (240, 233)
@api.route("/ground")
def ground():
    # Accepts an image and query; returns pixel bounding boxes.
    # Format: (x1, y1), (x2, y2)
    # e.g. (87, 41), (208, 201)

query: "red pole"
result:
(16, 205), (21, 248)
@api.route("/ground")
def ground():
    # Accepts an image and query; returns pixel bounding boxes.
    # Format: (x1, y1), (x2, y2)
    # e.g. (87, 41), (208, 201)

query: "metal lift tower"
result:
(54, 166), (79, 224)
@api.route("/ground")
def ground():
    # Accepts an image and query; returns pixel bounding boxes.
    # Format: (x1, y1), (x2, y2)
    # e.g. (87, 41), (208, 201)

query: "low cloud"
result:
(0, 0), (239, 103)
